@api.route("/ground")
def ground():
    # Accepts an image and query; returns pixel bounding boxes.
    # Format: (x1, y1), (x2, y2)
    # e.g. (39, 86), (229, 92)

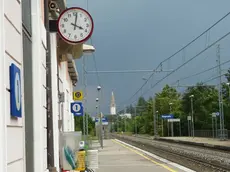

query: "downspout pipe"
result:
(44, 0), (55, 170)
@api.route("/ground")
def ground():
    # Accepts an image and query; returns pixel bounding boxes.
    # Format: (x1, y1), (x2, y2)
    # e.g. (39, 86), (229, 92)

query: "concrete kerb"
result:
(155, 138), (230, 151)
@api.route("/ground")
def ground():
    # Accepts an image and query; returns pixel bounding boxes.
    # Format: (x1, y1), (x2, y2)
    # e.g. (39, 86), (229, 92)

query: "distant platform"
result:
(159, 137), (230, 148)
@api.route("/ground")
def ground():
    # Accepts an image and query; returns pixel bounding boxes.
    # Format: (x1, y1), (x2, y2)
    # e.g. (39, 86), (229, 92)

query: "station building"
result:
(0, 0), (94, 171)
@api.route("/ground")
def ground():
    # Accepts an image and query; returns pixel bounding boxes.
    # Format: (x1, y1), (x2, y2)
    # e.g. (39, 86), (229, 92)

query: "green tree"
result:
(182, 83), (218, 132)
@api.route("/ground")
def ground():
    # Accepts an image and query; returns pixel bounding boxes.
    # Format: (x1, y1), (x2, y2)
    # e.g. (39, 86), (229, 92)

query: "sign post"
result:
(187, 116), (191, 136)
(167, 118), (181, 137)
(161, 114), (174, 137)
(211, 112), (219, 138)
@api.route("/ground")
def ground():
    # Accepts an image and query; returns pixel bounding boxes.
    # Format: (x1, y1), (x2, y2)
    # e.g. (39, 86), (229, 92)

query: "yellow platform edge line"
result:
(112, 139), (177, 172)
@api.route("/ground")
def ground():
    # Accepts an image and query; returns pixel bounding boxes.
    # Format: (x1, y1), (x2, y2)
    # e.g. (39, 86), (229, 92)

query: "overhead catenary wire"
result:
(171, 59), (230, 85)
(140, 32), (230, 101)
(203, 73), (228, 84)
(117, 31), (230, 112)
(120, 11), (230, 106)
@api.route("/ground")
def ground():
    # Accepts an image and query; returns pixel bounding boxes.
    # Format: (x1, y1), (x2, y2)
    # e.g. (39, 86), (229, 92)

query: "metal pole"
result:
(97, 88), (103, 148)
(117, 114), (119, 132)
(191, 97), (194, 138)
(215, 116), (218, 138)
(162, 119), (164, 137)
(228, 84), (230, 101)
(99, 112), (103, 149)
(167, 121), (169, 137)
(45, 1), (55, 167)
(217, 44), (223, 140)
(179, 121), (181, 136)
(135, 107), (137, 135)
(82, 57), (86, 141)
(212, 116), (214, 138)
(188, 118), (190, 137)
(153, 100), (157, 137)
(169, 105), (174, 137)
(124, 105), (126, 132)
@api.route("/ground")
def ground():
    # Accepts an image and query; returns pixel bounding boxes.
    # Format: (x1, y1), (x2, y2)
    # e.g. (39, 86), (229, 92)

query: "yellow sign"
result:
(76, 150), (86, 171)
(73, 91), (83, 101)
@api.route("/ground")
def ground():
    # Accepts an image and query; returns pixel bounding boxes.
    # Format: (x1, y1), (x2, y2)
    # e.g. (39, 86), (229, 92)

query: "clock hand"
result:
(71, 23), (83, 30)
(74, 12), (78, 30)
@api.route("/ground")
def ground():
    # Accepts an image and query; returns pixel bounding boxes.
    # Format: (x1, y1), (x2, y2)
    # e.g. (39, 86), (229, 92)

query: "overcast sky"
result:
(67, 0), (230, 115)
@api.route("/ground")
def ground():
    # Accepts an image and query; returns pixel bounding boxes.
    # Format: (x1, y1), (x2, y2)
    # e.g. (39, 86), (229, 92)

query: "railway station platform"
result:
(159, 137), (230, 149)
(96, 139), (194, 172)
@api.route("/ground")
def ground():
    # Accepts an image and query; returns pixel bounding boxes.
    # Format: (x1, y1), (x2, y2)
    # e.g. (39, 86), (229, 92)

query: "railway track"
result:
(112, 134), (230, 172)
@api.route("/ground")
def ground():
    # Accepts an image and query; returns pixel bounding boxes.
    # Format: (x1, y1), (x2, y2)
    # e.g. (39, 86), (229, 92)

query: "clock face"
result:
(57, 7), (94, 44)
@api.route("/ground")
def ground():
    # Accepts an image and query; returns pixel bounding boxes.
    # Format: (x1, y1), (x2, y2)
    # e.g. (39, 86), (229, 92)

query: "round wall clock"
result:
(57, 7), (94, 44)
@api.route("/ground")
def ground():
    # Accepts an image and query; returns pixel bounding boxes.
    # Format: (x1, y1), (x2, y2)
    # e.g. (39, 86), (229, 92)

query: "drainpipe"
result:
(44, 0), (55, 171)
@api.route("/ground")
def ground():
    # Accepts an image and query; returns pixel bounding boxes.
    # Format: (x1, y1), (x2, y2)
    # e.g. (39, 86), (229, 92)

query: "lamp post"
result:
(134, 106), (137, 135)
(156, 110), (159, 136)
(96, 86), (103, 149)
(169, 103), (173, 137)
(189, 95), (195, 138)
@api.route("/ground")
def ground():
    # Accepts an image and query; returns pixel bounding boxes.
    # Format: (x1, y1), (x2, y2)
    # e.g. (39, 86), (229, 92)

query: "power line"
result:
(120, 11), (230, 106)
(203, 73), (228, 84)
(116, 31), (230, 112)
(141, 31), (230, 100)
(171, 59), (230, 85)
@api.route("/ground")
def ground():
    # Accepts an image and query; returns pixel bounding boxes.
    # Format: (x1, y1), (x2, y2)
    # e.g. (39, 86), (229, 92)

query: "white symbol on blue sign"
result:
(71, 102), (84, 116)
(10, 63), (22, 118)
(161, 114), (174, 119)
(15, 72), (21, 111)
(95, 117), (108, 122)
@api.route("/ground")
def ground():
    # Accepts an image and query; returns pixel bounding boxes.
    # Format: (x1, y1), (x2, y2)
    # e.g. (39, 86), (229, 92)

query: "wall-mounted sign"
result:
(71, 102), (84, 116)
(73, 91), (83, 101)
(10, 63), (22, 118)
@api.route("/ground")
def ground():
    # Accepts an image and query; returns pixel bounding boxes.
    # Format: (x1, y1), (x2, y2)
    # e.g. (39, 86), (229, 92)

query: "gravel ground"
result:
(113, 134), (230, 172)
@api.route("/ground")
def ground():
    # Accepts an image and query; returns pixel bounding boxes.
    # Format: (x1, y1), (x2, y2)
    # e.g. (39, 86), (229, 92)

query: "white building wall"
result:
(50, 33), (60, 171)
(50, 33), (76, 171)
(31, 0), (47, 171)
(0, 0), (7, 171)
(1, 0), (26, 171)
(0, 0), (75, 171)
(58, 62), (75, 132)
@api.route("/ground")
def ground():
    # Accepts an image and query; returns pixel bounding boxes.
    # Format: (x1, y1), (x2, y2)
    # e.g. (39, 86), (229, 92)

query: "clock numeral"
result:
(86, 23), (89, 27)
(85, 29), (87, 33)
(63, 18), (68, 22)
(73, 12), (77, 16)
(74, 35), (77, 39)
(63, 29), (66, 33)
(84, 18), (87, 22)
(68, 33), (71, 37)
(80, 13), (82, 17)
(61, 24), (64, 28)
(80, 33), (83, 37)
(68, 13), (71, 17)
